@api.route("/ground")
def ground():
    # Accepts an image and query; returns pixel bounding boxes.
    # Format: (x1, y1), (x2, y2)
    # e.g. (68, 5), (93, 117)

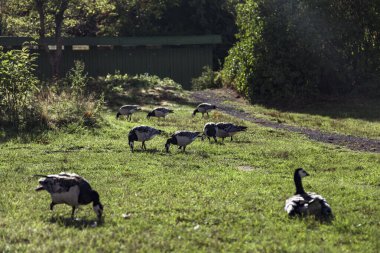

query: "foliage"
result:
(95, 72), (182, 94)
(0, 45), (39, 128)
(223, 0), (380, 103)
(65, 60), (88, 96)
(115, 0), (237, 38)
(0, 100), (379, 252)
(2, 0), (117, 37)
(36, 87), (104, 129)
(191, 66), (222, 90)
(36, 62), (104, 129)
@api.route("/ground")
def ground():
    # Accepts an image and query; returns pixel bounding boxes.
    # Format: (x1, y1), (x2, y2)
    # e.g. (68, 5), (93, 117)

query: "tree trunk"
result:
(35, 0), (69, 80)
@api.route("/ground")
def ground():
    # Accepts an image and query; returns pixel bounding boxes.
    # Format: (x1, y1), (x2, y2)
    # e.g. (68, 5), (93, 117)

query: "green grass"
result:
(1, 101), (380, 252)
(223, 97), (380, 139)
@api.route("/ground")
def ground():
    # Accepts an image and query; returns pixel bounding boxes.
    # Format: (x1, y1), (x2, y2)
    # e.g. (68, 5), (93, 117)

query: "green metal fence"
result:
(0, 35), (222, 89)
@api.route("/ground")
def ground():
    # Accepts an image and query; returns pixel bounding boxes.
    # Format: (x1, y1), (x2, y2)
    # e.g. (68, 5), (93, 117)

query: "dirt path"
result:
(191, 89), (380, 153)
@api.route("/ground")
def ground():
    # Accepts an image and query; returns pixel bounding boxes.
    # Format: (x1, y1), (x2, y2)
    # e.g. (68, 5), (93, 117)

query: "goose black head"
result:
(146, 111), (154, 119)
(128, 131), (138, 152)
(91, 190), (103, 220)
(192, 109), (198, 117)
(165, 137), (177, 153)
(295, 168), (309, 178)
(116, 112), (121, 119)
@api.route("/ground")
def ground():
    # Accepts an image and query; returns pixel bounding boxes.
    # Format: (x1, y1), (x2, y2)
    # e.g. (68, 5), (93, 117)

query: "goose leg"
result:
(183, 146), (186, 152)
(50, 202), (56, 211)
(201, 113), (204, 118)
(222, 138), (225, 142)
(178, 146), (182, 150)
(206, 112), (209, 117)
(230, 136), (233, 141)
(71, 206), (76, 219)
(213, 137), (217, 142)
(142, 141), (146, 150)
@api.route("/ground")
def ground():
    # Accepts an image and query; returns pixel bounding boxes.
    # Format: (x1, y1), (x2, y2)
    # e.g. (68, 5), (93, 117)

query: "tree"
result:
(223, 0), (380, 103)
(2, 0), (116, 79)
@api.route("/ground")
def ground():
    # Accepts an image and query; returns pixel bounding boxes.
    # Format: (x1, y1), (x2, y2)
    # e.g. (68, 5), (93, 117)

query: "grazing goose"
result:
(128, 125), (162, 152)
(285, 168), (333, 220)
(192, 103), (216, 117)
(116, 105), (141, 121)
(35, 172), (103, 220)
(147, 107), (174, 119)
(165, 131), (201, 152)
(203, 122), (218, 142)
(215, 122), (247, 141)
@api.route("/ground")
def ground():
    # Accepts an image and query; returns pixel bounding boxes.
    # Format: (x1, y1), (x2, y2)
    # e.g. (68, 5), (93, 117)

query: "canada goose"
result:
(147, 107), (174, 119)
(203, 122), (218, 142)
(165, 131), (201, 152)
(129, 125), (162, 152)
(116, 105), (141, 121)
(285, 168), (333, 220)
(192, 103), (216, 117)
(216, 122), (247, 141)
(35, 172), (103, 220)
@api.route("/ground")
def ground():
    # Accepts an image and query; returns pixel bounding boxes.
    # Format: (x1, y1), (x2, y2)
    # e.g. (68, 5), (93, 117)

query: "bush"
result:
(37, 61), (104, 128)
(223, 0), (380, 103)
(191, 66), (223, 90)
(0, 45), (39, 129)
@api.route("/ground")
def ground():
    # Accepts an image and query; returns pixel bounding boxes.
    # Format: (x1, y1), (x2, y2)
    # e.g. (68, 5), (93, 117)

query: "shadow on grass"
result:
(0, 127), (49, 144)
(49, 216), (103, 229)
(257, 96), (380, 122)
(92, 80), (199, 112)
(132, 148), (162, 154)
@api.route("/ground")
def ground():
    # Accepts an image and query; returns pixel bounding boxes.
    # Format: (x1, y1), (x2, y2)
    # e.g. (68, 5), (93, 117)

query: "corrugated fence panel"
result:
(31, 45), (213, 89)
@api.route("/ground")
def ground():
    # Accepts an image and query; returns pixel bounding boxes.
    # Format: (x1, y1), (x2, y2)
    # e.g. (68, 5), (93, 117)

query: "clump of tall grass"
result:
(37, 61), (104, 129)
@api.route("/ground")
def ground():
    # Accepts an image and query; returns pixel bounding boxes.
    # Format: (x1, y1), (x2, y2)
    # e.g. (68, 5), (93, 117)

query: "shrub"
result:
(223, 0), (380, 103)
(37, 61), (104, 128)
(0, 45), (39, 129)
(191, 66), (222, 90)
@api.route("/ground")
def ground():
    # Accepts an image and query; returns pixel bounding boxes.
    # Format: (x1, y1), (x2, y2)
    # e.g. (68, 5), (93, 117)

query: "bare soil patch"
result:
(191, 89), (380, 153)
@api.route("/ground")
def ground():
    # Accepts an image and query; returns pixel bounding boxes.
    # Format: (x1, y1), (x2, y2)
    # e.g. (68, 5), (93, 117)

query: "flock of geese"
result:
(35, 103), (333, 223)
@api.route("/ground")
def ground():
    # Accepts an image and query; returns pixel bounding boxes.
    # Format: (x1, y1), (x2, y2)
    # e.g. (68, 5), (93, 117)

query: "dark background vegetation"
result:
(1, 0), (380, 105)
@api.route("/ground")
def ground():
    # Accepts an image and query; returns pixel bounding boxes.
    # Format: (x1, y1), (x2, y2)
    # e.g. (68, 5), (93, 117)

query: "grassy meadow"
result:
(220, 93), (380, 139)
(0, 92), (379, 252)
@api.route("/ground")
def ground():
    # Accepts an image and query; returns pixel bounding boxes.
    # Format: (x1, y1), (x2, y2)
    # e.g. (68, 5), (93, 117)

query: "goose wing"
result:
(133, 125), (162, 140)
(216, 123), (246, 133)
(173, 131), (200, 146)
(119, 105), (140, 113)
(285, 194), (308, 216)
(36, 173), (86, 194)
(156, 107), (173, 113)
(175, 131), (200, 139)
(285, 192), (332, 217)
(198, 103), (211, 108)
(307, 192), (333, 217)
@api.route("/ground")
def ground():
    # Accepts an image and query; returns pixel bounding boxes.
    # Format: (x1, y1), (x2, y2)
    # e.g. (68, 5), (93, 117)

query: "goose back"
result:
(197, 103), (216, 113)
(130, 126), (162, 142)
(174, 131), (201, 146)
(148, 107), (173, 118)
(216, 122), (247, 138)
(119, 105), (140, 114)
(36, 173), (93, 206)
